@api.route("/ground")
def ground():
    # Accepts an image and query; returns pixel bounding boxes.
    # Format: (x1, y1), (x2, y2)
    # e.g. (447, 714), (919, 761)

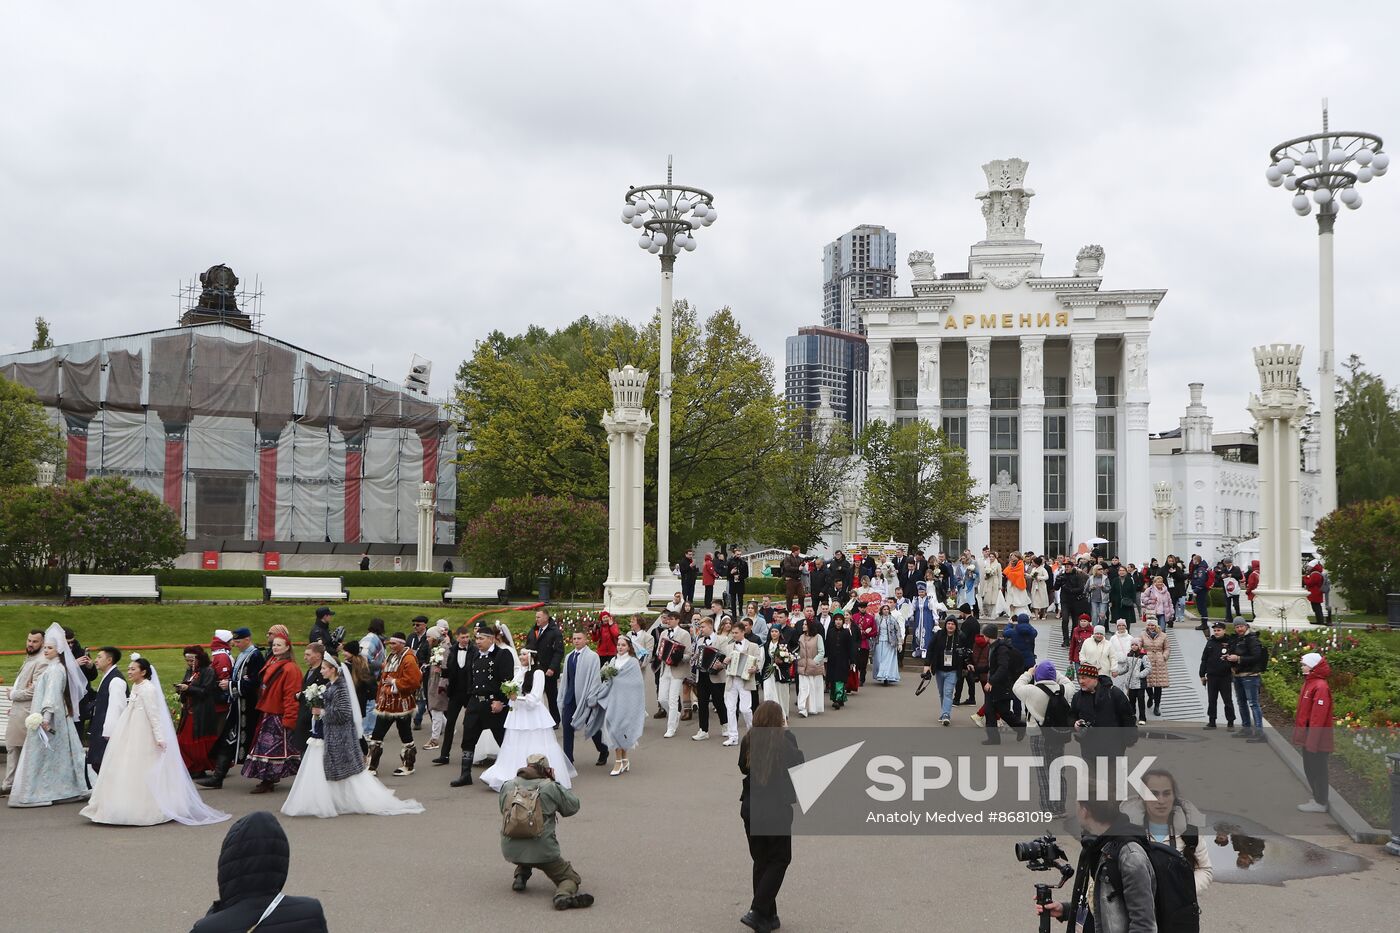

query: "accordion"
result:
(659, 637), (688, 667)
(701, 643), (726, 674)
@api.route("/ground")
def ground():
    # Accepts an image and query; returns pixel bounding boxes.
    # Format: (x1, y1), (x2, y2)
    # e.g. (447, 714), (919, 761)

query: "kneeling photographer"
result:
(1029, 791), (1161, 933)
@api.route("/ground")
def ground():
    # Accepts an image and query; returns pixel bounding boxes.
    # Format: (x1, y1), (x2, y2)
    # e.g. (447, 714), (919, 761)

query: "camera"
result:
(1015, 834), (1069, 871)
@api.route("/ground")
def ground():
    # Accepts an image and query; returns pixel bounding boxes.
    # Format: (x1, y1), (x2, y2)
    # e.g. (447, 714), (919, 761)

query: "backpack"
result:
(1103, 837), (1201, 933)
(1035, 683), (1074, 739)
(501, 782), (548, 840)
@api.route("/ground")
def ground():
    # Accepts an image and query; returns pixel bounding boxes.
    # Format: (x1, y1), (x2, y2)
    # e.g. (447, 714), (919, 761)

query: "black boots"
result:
(197, 760), (231, 789)
(367, 740), (384, 775)
(394, 743), (417, 776)
(450, 754), (474, 787)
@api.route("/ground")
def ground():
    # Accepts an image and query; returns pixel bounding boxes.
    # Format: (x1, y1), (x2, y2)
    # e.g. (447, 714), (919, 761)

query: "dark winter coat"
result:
(1069, 676), (1138, 759)
(190, 812), (328, 933)
(320, 679), (365, 782)
(1227, 630), (1267, 675)
(927, 629), (970, 674)
(824, 624), (854, 682)
(1198, 634), (1234, 678)
(829, 556), (853, 589)
(179, 666), (221, 739)
(525, 620), (565, 674)
(986, 637), (1022, 700)
(1007, 620), (1038, 672)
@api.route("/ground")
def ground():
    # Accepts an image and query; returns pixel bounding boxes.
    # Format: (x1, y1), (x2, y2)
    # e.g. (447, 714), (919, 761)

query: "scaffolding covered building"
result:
(0, 317), (457, 564)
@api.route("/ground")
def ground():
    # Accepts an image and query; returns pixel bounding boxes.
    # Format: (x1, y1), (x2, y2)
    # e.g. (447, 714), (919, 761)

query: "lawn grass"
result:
(162, 586), (265, 600)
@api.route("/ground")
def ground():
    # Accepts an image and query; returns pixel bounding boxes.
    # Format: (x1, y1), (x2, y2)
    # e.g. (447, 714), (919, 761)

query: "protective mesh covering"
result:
(0, 324), (455, 546)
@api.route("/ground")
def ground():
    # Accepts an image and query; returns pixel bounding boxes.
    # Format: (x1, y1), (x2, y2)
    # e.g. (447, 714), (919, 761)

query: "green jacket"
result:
(1109, 574), (1137, 608)
(498, 776), (580, 865)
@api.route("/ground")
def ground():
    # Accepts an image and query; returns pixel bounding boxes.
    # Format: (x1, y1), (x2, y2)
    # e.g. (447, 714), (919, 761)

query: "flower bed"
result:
(1259, 629), (1400, 826)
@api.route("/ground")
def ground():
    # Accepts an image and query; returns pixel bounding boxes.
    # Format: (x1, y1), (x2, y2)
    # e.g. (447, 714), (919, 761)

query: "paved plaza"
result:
(2, 621), (1395, 932)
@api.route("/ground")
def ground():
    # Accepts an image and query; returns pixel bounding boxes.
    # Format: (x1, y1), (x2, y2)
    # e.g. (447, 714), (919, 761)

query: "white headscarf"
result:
(43, 623), (86, 722)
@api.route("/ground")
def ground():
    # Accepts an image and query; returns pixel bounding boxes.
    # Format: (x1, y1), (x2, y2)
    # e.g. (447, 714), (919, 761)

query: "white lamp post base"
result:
(604, 582), (652, 615)
(1249, 589), (1314, 630)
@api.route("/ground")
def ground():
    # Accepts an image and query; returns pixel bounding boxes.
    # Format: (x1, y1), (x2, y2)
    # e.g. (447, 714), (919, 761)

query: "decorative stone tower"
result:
(1247, 345), (1311, 628)
(1152, 481), (1177, 561)
(603, 366), (653, 614)
(1179, 383), (1213, 453)
(415, 481), (435, 571)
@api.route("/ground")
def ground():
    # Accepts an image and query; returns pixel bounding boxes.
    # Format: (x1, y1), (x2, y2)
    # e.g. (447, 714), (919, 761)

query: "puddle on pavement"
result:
(1204, 812), (1371, 886)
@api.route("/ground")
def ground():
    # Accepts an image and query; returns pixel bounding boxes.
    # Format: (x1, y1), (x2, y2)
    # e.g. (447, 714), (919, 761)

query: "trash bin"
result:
(1388, 593), (1400, 630)
(536, 576), (552, 602)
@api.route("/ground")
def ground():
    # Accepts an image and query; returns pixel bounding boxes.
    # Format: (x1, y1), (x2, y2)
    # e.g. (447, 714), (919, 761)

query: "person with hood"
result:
(1198, 621), (1237, 729)
(1143, 575), (1173, 630)
(1292, 652), (1333, 812)
(981, 624), (1026, 745)
(590, 611), (620, 665)
(1012, 660), (1078, 818)
(1007, 612), (1038, 679)
(1113, 639), (1152, 725)
(1106, 620), (1135, 665)
(1244, 559), (1261, 617)
(1227, 620), (1267, 742)
(1189, 554), (1213, 630)
(1121, 767), (1213, 895)
(823, 612), (856, 707)
(1139, 618), (1171, 717)
(190, 811), (328, 932)
(1067, 614), (1094, 675)
(1303, 562), (1326, 626)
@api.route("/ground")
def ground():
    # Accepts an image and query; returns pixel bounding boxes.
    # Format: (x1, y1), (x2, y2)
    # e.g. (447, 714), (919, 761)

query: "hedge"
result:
(155, 569), (462, 588)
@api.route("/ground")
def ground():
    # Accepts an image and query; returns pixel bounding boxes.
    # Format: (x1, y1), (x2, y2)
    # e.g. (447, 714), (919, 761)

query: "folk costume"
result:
(176, 647), (221, 775)
(241, 653), (302, 791)
(7, 624), (90, 808)
(368, 635), (423, 777)
(199, 631), (264, 789)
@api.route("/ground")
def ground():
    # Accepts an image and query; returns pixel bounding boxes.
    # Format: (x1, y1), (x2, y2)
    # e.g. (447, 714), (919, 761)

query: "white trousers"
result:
(796, 675), (825, 715)
(429, 710), (446, 742)
(3, 745), (21, 790)
(762, 678), (790, 722)
(659, 668), (685, 734)
(724, 678), (753, 738)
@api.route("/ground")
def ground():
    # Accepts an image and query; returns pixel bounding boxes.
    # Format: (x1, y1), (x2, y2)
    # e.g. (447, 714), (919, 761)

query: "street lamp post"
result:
(620, 158), (717, 585)
(1266, 101), (1387, 518)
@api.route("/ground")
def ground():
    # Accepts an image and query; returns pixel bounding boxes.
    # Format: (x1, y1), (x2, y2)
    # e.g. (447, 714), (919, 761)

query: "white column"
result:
(415, 481), (435, 572)
(868, 337), (893, 425)
(604, 366), (654, 615)
(1152, 482), (1176, 561)
(1248, 344), (1309, 628)
(966, 337), (992, 550)
(653, 257), (677, 582)
(1019, 335), (1045, 555)
(1317, 214), (1337, 518)
(1070, 334), (1097, 551)
(1123, 334), (1151, 563)
(916, 336), (942, 427)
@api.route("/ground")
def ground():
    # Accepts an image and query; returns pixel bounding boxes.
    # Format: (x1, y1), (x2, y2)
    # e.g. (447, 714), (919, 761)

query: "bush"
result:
(462, 496), (608, 597)
(1312, 497), (1400, 614)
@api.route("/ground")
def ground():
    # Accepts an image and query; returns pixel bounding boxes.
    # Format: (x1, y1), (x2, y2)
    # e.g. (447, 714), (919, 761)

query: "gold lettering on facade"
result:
(945, 315), (958, 329)
(981, 314), (998, 328)
(938, 312), (1074, 331)
(1019, 314), (1033, 328)
(963, 315), (976, 329)
(1055, 312), (1069, 326)
(1037, 313), (1051, 327)
(1001, 314), (1013, 328)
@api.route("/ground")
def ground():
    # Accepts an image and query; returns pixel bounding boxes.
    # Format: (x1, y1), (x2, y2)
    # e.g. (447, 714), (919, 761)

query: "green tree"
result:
(752, 413), (855, 550)
(459, 495), (611, 598)
(453, 303), (782, 555)
(32, 317), (54, 350)
(0, 374), (63, 488)
(1312, 496), (1400, 614)
(856, 420), (985, 550)
(0, 477), (183, 592)
(1336, 355), (1400, 506)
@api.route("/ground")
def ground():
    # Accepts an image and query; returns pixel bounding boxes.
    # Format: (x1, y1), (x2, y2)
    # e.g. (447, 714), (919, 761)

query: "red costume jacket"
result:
(255, 657), (302, 728)
(1292, 658), (1334, 753)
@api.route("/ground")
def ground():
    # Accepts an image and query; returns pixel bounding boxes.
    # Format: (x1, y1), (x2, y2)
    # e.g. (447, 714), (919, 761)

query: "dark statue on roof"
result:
(197, 264), (240, 312)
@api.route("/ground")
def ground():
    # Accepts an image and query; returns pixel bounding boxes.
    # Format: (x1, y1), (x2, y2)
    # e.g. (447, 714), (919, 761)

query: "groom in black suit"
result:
(87, 647), (127, 775)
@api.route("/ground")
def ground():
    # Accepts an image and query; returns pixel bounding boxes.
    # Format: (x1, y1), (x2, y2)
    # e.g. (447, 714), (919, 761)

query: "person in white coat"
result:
(722, 633), (761, 746)
(1079, 626), (1119, 680)
(1012, 661), (1079, 818)
(480, 650), (577, 791)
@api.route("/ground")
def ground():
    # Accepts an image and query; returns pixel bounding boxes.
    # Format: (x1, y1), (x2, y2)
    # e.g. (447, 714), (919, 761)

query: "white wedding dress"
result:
(81, 675), (228, 827)
(479, 672), (576, 790)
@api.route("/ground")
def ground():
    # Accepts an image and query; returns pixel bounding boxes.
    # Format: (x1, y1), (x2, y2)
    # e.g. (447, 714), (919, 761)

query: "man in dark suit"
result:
(525, 610), (565, 724)
(294, 644), (328, 751)
(87, 646), (127, 774)
(433, 624), (477, 767)
(408, 615), (431, 730)
(678, 548), (699, 605)
(726, 546), (749, 618)
(448, 624), (516, 787)
(561, 631), (608, 766)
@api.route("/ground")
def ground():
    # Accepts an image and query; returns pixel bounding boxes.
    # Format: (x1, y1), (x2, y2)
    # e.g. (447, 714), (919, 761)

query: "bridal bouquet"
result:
(499, 681), (519, 700)
(24, 713), (42, 731)
(303, 683), (327, 709)
(600, 662), (619, 682)
(430, 644), (447, 666)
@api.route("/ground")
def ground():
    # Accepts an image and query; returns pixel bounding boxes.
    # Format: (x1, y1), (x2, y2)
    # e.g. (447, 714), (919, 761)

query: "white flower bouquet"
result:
(303, 683), (327, 709)
(600, 662), (619, 682)
(430, 644), (447, 666)
(25, 713), (42, 731)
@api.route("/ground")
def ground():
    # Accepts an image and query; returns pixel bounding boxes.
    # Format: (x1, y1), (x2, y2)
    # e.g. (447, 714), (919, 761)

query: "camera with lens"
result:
(1015, 834), (1068, 871)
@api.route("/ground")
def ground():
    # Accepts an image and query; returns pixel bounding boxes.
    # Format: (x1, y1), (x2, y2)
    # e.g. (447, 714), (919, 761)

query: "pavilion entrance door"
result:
(990, 520), (1020, 558)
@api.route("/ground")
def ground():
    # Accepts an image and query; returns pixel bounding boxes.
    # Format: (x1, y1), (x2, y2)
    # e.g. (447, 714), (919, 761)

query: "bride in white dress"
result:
(282, 656), (424, 818)
(80, 656), (229, 827)
(474, 622), (523, 764)
(479, 650), (576, 791)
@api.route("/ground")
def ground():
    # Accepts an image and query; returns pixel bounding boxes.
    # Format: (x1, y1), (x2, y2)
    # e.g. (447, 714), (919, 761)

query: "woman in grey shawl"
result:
(584, 636), (647, 776)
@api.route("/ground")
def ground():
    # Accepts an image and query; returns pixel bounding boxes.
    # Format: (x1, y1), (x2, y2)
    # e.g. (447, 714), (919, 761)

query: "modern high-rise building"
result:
(784, 326), (869, 436)
(822, 224), (898, 335)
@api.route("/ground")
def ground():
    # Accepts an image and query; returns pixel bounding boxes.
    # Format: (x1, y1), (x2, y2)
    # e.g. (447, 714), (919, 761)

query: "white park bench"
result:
(441, 577), (509, 603)
(66, 573), (162, 601)
(263, 576), (348, 602)
(0, 688), (10, 744)
(649, 577), (726, 605)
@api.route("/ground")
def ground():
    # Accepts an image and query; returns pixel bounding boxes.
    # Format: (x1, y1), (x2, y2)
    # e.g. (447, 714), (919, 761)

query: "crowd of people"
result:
(0, 540), (1343, 930)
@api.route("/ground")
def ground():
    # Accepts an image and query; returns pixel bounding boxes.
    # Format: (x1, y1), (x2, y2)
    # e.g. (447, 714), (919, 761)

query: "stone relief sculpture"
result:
(1127, 340), (1148, 390)
(968, 344), (989, 391)
(1021, 344), (1043, 392)
(917, 342), (939, 392)
(975, 159), (1034, 241)
(1074, 244), (1105, 277)
(869, 349), (890, 397)
(989, 469), (1022, 518)
(1072, 342), (1094, 392)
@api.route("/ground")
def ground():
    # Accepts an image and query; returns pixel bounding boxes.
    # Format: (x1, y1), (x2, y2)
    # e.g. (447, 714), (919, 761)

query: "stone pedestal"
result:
(1248, 345), (1310, 629)
(415, 481), (435, 572)
(604, 366), (653, 615)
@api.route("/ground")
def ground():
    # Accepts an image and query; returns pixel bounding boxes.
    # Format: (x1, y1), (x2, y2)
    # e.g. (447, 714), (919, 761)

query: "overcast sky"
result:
(3, 1), (1397, 433)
